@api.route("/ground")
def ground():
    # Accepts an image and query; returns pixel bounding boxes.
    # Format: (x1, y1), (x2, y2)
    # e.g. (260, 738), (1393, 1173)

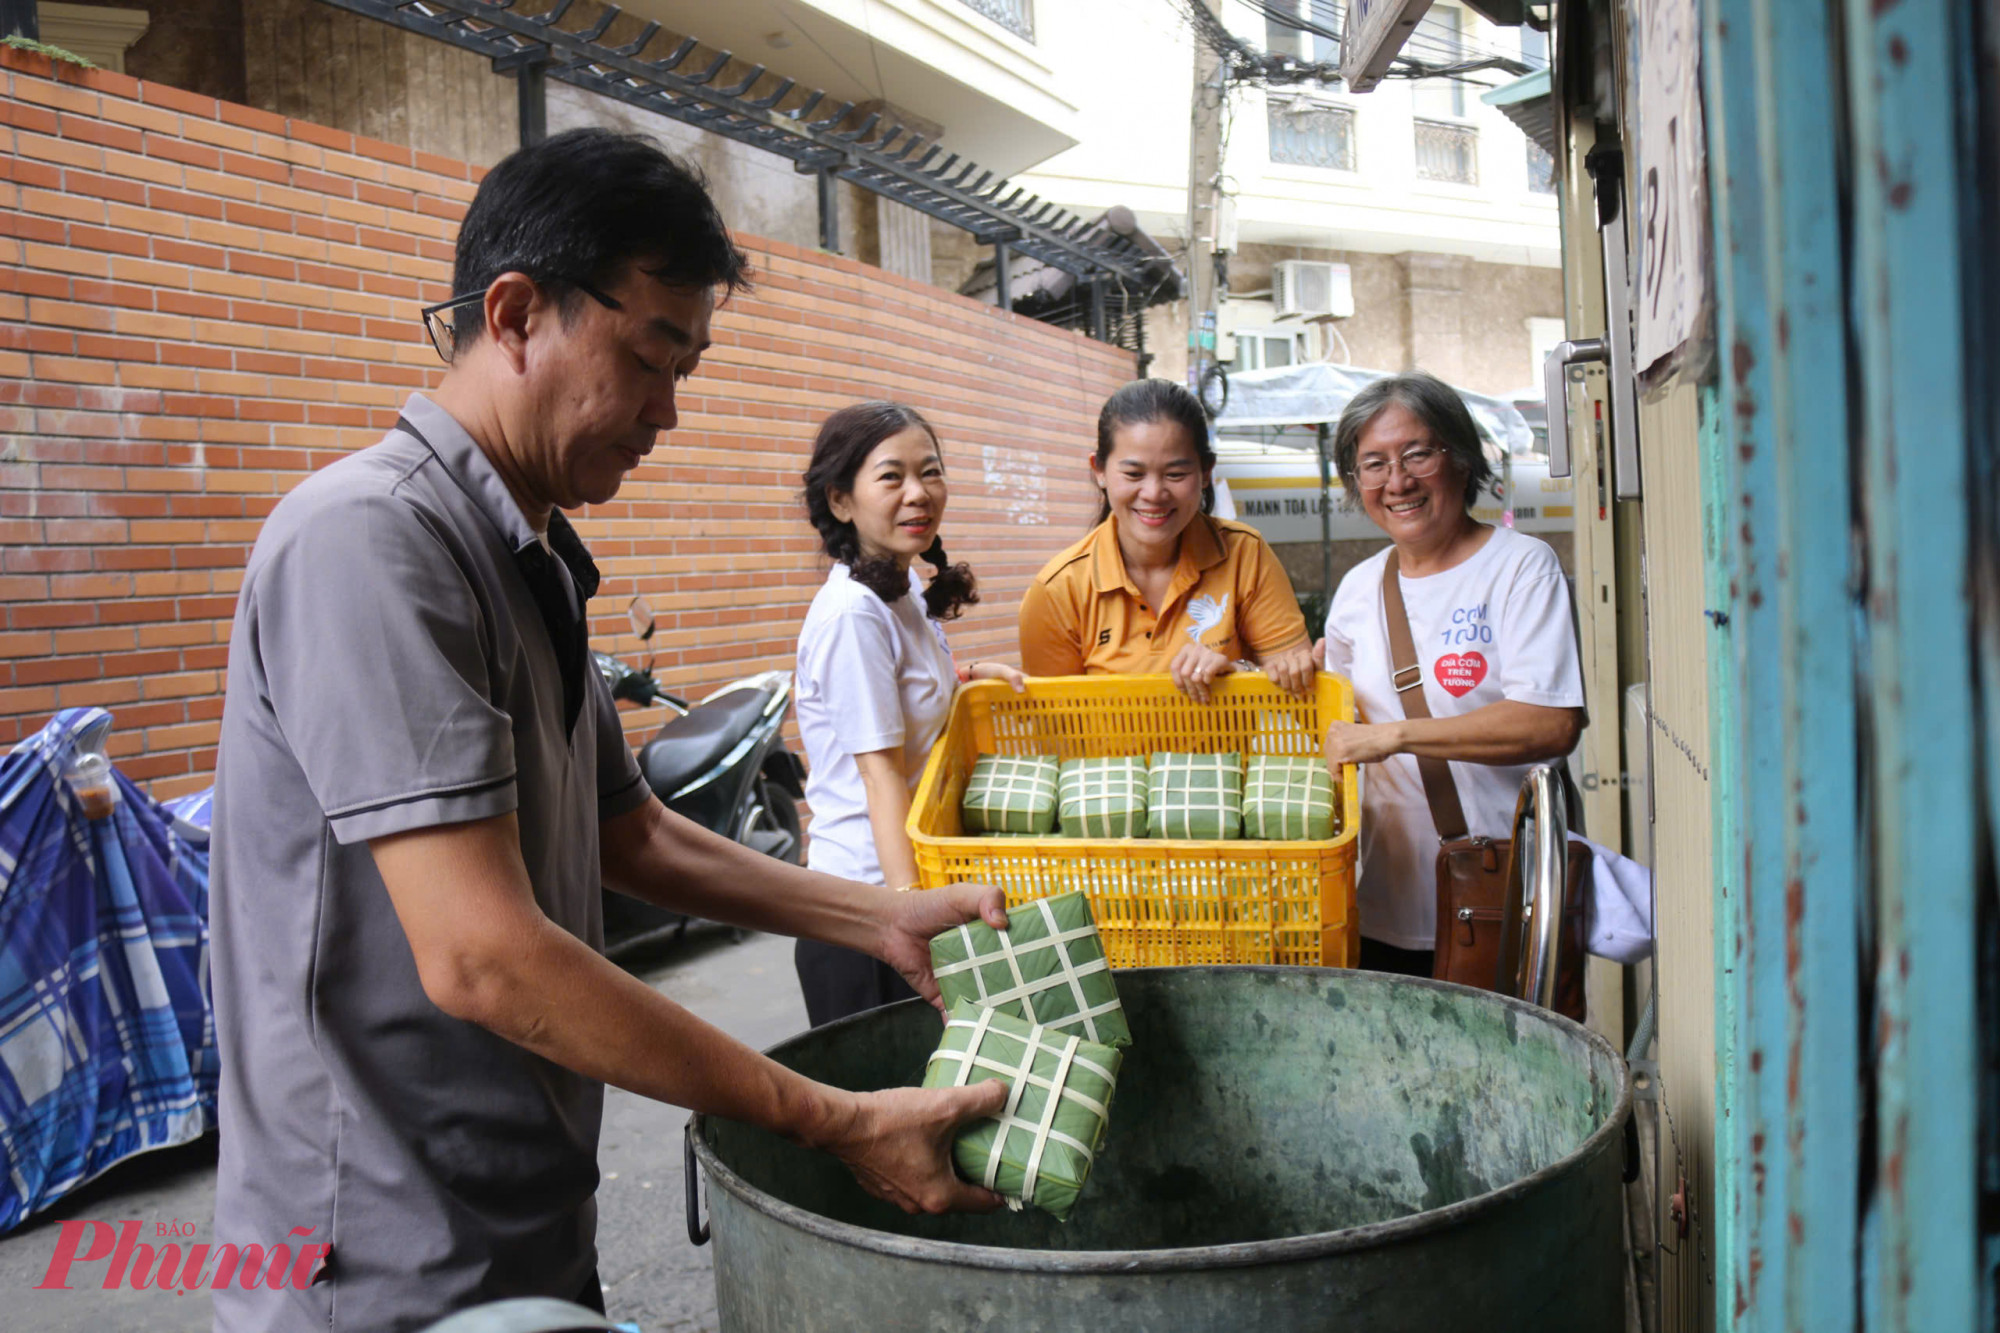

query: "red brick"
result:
(219, 149), (289, 185)
(0, 100), (60, 133)
(85, 69), (143, 102)
(71, 333), (159, 363)
(152, 237), (227, 269)
(69, 223), (153, 257)
(413, 150), (468, 180)
(1, 325), (75, 355)
(234, 351), (302, 377)
(50, 624), (133, 654)
(58, 112), (144, 154)
(147, 185), (226, 221)
(353, 135), (414, 169)
(0, 268), (73, 300)
(14, 655), (102, 685)
(288, 119), (354, 153)
(11, 602), (98, 629)
(72, 278), (156, 311)
(64, 167), (149, 206)
(0, 211), (68, 243)
(0, 46), (57, 79)
(291, 167), (355, 198)
(217, 102), (287, 136)
(140, 82), (219, 119)
(160, 342), (234, 371)
(156, 290), (232, 320)
(97, 545), (176, 572)
(143, 133), (222, 171)
(294, 215), (357, 245)
(232, 300), (300, 328)
(55, 678), (142, 709)
(228, 250), (296, 281)
(0, 154), (63, 189)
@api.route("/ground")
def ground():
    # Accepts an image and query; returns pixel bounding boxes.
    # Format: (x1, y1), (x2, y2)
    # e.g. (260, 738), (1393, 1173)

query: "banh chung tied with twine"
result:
(1241, 754), (1339, 841)
(930, 890), (1133, 1049)
(922, 1000), (1123, 1221)
(1056, 756), (1149, 838)
(959, 754), (1060, 835)
(1146, 751), (1244, 841)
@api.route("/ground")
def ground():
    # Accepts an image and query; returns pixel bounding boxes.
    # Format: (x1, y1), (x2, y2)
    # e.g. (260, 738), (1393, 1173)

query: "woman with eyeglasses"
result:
(1315, 371), (1587, 977)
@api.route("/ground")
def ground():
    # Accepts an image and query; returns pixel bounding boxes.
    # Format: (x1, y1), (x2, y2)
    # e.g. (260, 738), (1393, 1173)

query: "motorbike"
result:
(595, 598), (807, 956)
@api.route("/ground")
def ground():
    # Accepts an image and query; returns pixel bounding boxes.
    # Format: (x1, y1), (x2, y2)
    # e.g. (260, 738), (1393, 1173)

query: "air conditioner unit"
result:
(1272, 260), (1354, 320)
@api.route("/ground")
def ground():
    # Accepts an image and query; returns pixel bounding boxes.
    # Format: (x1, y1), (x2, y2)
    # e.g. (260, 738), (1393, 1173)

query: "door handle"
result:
(1542, 337), (1607, 479)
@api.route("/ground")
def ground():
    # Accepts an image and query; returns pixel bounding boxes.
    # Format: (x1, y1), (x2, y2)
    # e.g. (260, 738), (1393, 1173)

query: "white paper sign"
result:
(1631, 0), (1710, 382)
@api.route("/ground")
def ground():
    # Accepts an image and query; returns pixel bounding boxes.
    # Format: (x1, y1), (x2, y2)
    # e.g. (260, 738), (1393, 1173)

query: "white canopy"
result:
(1213, 362), (1537, 457)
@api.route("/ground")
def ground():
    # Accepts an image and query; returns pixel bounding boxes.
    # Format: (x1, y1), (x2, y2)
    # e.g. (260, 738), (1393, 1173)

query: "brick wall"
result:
(0, 49), (1134, 798)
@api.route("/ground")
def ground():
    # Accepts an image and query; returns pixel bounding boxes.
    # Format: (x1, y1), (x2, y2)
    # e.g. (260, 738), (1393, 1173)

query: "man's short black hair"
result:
(450, 128), (751, 348)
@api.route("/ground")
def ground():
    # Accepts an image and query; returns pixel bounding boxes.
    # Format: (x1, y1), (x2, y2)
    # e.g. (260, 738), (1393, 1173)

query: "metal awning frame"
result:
(315, 0), (1172, 295)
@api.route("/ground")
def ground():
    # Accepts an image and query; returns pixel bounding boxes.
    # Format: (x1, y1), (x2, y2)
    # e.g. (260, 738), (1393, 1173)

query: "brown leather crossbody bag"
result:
(1378, 552), (1589, 1021)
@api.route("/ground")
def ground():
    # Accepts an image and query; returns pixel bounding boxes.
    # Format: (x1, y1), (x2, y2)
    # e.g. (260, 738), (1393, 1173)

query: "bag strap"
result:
(1381, 550), (1470, 840)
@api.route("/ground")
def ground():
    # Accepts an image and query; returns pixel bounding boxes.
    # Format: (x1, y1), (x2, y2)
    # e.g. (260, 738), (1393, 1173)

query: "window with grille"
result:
(1414, 119), (1479, 184)
(958, 0), (1033, 41)
(1269, 101), (1358, 171)
(1526, 139), (1557, 194)
(1262, 0), (1341, 62)
(1230, 329), (1303, 373)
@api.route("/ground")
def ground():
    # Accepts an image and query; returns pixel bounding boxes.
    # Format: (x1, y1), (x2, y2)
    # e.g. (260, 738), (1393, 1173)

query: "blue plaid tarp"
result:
(0, 708), (217, 1234)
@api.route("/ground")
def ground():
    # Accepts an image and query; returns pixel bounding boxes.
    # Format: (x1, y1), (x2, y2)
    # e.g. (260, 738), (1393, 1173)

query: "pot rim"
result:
(688, 966), (1632, 1274)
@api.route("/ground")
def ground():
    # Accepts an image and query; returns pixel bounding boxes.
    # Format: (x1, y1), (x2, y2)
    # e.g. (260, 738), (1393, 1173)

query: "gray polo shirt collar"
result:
(395, 394), (601, 734)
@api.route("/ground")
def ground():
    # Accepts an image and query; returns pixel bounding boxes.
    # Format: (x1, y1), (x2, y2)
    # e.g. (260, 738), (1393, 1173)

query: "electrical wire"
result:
(1182, 0), (1538, 91)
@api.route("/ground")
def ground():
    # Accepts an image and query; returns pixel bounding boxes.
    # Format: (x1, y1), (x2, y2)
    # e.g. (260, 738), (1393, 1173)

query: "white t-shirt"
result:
(1323, 526), (1585, 950)
(795, 564), (958, 885)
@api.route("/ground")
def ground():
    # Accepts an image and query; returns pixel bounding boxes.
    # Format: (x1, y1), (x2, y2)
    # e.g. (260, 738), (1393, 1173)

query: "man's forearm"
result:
(1391, 701), (1583, 765)
(601, 799), (891, 955)
(466, 908), (841, 1143)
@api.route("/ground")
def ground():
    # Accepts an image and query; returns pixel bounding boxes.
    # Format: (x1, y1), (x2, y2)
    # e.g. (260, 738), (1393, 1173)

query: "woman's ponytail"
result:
(921, 535), (980, 622)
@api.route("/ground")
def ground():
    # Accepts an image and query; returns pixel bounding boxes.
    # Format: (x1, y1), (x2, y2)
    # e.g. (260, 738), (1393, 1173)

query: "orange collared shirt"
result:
(1018, 514), (1310, 676)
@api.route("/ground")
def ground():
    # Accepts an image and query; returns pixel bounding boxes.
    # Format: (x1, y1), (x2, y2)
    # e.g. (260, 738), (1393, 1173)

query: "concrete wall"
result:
(0, 48), (1133, 794)
(1210, 242), (1565, 397)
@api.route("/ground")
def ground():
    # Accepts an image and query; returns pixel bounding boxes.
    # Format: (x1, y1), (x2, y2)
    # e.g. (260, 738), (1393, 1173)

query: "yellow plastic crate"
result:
(908, 672), (1361, 968)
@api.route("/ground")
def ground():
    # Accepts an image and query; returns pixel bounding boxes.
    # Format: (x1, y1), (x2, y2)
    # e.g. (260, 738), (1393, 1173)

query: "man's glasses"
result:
(1355, 444), (1446, 489)
(420, 277), (624, 364)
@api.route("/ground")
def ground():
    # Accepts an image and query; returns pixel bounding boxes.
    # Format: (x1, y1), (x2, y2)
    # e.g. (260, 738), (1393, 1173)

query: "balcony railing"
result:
(1268, 102), (1357, 171)
(1414, 119), (1479, 185)
(958, 0), (1034, 41)
(1527, 139), (1558, 194)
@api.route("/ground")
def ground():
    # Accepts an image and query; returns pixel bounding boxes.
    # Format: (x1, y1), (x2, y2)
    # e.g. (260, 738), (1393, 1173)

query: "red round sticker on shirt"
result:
(1435, 651), (1488, 697)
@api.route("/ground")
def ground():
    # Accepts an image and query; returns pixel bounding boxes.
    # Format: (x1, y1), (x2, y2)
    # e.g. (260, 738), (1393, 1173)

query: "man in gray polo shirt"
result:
(210, 129), (1010, 1333)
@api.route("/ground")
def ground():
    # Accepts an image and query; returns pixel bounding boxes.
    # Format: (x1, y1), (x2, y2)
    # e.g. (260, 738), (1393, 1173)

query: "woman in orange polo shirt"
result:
(1019, 379), (1314, 702)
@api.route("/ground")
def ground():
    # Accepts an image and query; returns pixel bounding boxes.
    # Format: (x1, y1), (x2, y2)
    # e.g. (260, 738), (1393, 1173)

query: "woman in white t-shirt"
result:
(794, 402), (1026, 1026)
(1315, 372), (1587, 976)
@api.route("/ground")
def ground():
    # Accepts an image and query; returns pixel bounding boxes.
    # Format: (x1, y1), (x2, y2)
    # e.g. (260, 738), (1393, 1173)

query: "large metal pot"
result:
(689, 967), (1629, 1332)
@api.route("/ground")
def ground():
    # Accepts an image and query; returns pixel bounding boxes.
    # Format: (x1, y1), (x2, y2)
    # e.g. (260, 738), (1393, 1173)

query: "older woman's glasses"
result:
(1355, 444), (1445, 488)
(419, 277), (624, 364)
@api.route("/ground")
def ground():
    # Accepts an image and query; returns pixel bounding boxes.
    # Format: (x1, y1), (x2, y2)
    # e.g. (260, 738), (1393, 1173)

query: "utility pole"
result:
(1185, 0), (1226, 405)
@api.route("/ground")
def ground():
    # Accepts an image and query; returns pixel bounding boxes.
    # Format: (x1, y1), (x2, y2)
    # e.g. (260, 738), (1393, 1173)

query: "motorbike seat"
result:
(639, 689), (774, 796)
